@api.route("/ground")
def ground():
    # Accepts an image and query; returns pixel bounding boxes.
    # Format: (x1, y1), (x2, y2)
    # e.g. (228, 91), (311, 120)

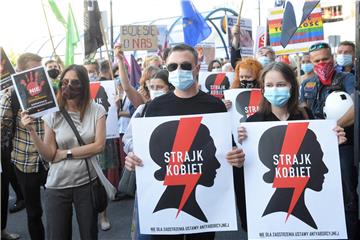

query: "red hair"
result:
(231, 58), (262, 89)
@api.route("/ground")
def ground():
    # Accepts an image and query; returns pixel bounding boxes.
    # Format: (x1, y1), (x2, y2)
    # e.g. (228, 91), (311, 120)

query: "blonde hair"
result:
(143, 55), (162, 69)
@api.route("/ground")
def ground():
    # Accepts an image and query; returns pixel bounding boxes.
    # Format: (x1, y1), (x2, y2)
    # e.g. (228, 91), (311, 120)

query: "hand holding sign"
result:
(114, 44), (125, 62)
(20, 111), (35, 132)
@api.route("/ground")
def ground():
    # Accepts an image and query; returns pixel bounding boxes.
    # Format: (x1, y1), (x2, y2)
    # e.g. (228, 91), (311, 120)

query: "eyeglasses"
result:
(166, 62), (193, 72)
(309, 43), (330, 53)
(61, 79), (82, 87)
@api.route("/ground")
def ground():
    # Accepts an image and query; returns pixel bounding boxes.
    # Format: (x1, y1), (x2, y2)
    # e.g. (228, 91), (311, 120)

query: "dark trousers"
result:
(150, 232), (215, 240)
(1, 149), (11, 230)
(15, 164), (47, 240)
(339, 144), (359, 240)
(1, 147), (24, 230)
(45, 183), (98, 240)
(233, 166), (247, 232)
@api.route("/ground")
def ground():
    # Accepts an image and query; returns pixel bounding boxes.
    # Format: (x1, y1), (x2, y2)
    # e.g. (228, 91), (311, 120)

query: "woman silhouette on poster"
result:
(149, 120), (220, 222)
(258, 125), (328, 229)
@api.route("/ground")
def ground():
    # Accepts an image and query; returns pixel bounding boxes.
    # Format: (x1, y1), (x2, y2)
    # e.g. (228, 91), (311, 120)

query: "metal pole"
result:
(41, 0), (58, 57)
(110, 0), (114, 60)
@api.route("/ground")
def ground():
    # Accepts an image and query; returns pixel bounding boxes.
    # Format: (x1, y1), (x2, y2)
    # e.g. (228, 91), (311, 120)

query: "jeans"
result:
(15, 164), (47, 240)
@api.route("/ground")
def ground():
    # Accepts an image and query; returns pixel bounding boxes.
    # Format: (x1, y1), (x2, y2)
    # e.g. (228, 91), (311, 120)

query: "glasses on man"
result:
(61, 79), (82, 87)
(309, 43), (330, 53)
(166, 62), (193, 72)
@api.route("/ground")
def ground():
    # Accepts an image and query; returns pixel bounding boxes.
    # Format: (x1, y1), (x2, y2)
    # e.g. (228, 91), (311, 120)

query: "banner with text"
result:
(227, 16), (253, 56)
(89, 80), (119, 139)
(199, 72), (235, 99)
(0, 47), (15, 90)
(268, 5), (324, 55)
(224, 88), (262, 146)
(241, 120), (347, 239)
(11, 66), (59, 118)
(133, 113), (237, 234)
(120, 25), (158, 51)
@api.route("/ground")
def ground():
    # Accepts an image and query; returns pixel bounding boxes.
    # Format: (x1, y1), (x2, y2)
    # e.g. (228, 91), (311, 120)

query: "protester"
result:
(98, 60), (113, 80)
(256, 46), (276, 67)
(115, 46), (145, 108)
(207, 59), (222, 72)
(0, 53), (48, 240)
(300, 53), (315, 83)
(20, 64), (116, 239)
(84, 58), (100, 81)
(45, 59), (61, 93)
(231, 58), (262, 89)
(238, 61), (346, 143)
(336, 40), (355, 74)
(299, 42), (358, 239)
(122, 69), (172, 240)
(137, 65), (161, 103)
(1, 88), (20, 240)
(143, 55), (162, 69)
(124, 44), (245, 240)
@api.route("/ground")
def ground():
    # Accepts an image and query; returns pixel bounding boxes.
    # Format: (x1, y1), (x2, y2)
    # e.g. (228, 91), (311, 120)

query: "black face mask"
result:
(48, 68), (60, 79)
(240, 80), (258, 89)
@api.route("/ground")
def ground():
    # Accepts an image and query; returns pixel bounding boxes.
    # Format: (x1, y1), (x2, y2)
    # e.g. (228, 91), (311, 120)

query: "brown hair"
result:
(16, 53), (42, 71)
(258, 62), (300, 115)
(231, 58), (262, 88)
(57, 65), (91, 121)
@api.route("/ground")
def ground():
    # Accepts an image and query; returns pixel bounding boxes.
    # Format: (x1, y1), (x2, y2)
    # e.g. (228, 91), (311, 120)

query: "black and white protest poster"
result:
(241, 120), (347, 239)
(0, 47), (16, 90)
(11, 66), (59, 118)
(132, 113), (238, 234)
(224, 88), (261, 146)
(89, 80), (119, 139)
(199, 71), (234, 99)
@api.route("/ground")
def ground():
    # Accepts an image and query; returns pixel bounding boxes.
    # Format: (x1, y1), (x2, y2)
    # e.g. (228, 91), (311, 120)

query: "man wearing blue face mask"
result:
(256, 46), (276, 67)
(124, 44), (246, 240)
(335, 41), (355, 74)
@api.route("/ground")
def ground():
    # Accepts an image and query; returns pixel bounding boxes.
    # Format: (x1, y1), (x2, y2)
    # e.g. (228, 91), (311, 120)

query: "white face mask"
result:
(149, 89), (166, 100)
(212, 68), (221, 73)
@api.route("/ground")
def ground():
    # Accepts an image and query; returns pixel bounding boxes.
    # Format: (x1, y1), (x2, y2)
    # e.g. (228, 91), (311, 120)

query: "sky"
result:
(1, 0), (275, 57)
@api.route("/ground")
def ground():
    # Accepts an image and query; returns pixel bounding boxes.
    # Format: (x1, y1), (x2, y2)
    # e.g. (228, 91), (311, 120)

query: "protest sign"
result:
(224, 88), (262, 146)
(255, 26), (266, 54)
(227, 16), (253, 56)
(268, 5), (324, 55)
(241, 120), (347, 239)
(195, 42), (216, 66)
(132, 113), (238, 235)
(199, 71), (235, 99)
(120, 25), (158, 51)
(11, 66), (59, 118)
(0, 47), (16, 90)
(89, 80), (119, 139)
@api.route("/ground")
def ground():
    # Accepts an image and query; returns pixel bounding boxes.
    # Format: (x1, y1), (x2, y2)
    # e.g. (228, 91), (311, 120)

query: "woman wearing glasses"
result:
(20, 65), (114, 240)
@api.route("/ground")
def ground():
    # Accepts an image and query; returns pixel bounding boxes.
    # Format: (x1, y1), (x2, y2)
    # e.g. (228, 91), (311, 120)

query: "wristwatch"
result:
(66, 149), (73, 159)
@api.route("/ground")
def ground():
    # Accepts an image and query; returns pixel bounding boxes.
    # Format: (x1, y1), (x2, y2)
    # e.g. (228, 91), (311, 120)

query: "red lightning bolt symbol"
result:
(272, 122), (309, 222)
(163, 117), (203, 218)
(212, 73), (226, 99)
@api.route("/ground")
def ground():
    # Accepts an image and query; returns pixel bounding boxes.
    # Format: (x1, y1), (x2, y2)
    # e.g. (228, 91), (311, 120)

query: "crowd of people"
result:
(1, 26), (359, 240)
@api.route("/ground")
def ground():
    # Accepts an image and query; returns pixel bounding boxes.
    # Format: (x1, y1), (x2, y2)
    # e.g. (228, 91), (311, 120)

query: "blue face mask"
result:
(168, 69), (195, 91)
(258, 56), (271, 67)
(336, 54), (353, 67)
(88, 73), (98, 82)
(264, 87), (291, 107)
(301, 63), (314, 73)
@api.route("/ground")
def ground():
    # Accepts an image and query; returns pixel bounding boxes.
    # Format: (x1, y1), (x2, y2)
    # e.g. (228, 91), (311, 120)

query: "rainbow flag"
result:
(268, 4), (324, 55)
